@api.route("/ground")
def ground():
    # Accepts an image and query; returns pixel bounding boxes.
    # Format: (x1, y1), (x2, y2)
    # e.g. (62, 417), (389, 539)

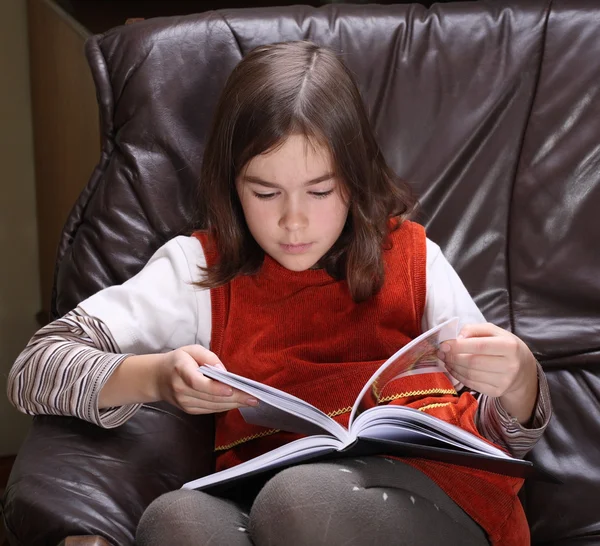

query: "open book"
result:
(183, 318), (552, 492)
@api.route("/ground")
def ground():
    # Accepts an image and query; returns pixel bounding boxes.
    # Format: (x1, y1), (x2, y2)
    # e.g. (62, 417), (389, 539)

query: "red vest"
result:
(194, 220), (528, 545)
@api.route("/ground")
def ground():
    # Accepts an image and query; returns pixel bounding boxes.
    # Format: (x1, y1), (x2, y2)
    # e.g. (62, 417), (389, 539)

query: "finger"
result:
(178, 362), (232, 395)
(187, 375), (234, 397)
(441, 337), (509, 358)
(445, 353), (506, 374)
(184, 405), (248, 415)
(178, 368), (255, 402)
(178, 395), (257, 412)
(446, 359), (504, 384)
(445, 366), (501, 395)
(181, 345), (225, 368)
(442, 334), (522, 359)
(181, 382), (256, 405)
(458, 322), (510, 339)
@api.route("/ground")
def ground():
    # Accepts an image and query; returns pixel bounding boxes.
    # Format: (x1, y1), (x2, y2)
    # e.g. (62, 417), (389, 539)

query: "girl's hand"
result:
(157, 345), (258, 415)
(438, 323), (539, 424)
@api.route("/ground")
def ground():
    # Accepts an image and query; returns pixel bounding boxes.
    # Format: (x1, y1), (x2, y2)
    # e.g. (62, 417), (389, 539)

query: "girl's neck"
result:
(260, 253), (333, 284)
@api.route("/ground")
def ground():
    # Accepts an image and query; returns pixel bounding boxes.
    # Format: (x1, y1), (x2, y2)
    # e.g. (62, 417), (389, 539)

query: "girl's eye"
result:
(252, 192), (278, 200)
(251, 189), (334, 200)
(310, 190), (334, 199)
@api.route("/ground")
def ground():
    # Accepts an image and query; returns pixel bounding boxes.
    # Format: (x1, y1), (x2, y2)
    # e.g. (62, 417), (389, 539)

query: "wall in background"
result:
(0, 0), (40, 455)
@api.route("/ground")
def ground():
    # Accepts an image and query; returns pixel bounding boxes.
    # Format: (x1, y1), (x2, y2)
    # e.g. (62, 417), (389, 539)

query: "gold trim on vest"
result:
(215, 428), (281, 452)
(418, 402), (454, 412)
(377, 388), (457, 404)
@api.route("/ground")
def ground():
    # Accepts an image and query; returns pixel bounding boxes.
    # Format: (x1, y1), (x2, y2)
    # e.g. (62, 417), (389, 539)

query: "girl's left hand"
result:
(438, 322), (539, 423)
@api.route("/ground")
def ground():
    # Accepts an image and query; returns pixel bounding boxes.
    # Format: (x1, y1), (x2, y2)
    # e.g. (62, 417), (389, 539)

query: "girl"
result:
(9, 41), (551, 546)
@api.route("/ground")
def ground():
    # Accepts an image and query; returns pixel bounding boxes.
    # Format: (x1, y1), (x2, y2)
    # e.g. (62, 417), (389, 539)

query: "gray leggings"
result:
(136, 456), (489, 545)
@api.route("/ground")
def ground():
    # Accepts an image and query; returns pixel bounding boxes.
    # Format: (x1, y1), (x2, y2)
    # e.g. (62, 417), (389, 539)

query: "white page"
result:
(181, 435), (343, 491)
(352, 405), (510, 458)
(358, 424), (495, 456)
(349, 317), (459, 424)
(356, 424), (476, 450)
(199, 365), (349, 441)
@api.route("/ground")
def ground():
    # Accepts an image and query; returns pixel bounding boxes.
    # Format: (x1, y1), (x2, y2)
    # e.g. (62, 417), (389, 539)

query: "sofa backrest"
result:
(56, 2), (600, 542)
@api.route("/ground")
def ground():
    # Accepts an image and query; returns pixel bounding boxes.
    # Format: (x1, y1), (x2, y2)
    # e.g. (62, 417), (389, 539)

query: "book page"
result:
(181, 435), (342, 491)
(199, 365), (349, 440)
(239, 397), (334, 437)
(351, 404), (510, 458)
(349, 317), (459, 424)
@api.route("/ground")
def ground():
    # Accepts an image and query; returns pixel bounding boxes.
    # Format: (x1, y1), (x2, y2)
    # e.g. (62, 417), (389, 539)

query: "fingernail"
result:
(440, 343), (450, 352)
(215, 362), (226, 370)
(222, 387), (233, 396)
(246, 398), (259, 406)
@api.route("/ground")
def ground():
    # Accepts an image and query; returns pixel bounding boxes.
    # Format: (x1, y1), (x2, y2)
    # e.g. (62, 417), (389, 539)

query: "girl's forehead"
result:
(244, 134), (334, 178)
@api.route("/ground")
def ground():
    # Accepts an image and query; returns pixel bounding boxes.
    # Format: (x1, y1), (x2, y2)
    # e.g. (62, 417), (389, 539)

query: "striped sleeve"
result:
(475, 360), (552, 458)
(424, 239), (552, 458)
(7, 308), (141, 429)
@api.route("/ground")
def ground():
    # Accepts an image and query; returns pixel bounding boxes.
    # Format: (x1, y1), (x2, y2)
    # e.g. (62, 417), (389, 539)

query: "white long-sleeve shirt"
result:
(7, 236), (551, 457)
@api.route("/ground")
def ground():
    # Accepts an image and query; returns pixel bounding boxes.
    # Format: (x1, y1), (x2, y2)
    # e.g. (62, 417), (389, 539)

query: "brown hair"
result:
(196, 40), (416, 302)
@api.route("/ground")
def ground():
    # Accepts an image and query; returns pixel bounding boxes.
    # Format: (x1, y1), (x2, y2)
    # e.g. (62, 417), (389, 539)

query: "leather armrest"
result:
(1, 403), (214, 546)
(58, 536), (113, 546)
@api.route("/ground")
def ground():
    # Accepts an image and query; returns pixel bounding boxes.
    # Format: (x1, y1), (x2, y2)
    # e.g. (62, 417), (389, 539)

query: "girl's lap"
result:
(137, 457), (489, 546)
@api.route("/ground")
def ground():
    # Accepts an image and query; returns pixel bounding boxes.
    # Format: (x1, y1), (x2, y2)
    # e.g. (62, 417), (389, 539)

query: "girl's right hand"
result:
(158, 345), (258, 415)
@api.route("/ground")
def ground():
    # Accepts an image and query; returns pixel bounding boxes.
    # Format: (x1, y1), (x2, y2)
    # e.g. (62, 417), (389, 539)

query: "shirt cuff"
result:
(476, 360), (552, 458)
(82, 351), (143, 428)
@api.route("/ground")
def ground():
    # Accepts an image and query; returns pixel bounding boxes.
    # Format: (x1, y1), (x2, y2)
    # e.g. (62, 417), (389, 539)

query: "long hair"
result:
(196, 41), (416, 302)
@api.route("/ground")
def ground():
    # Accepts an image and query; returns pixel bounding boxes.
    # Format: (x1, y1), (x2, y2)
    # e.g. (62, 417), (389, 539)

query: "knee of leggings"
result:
(136, 490), (199, 539)
(250, 464), (346, 532)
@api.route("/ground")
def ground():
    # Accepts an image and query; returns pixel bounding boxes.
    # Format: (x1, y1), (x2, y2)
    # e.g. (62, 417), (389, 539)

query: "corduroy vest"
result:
(194, 220), (528, 545)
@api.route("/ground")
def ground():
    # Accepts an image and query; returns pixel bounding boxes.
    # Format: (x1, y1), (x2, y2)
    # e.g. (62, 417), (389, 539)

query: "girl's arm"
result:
(438, 321), (552, 458)
(8, 236), (252, 427)
(439, 322), (540, 424)
(8, 237), (198, 427)
(7, 308), (140, 428)
(99, 347), (256, 413)
(423, 239), (552, 458)
(475, 360), (551, 458)
(8, 308), (254, 427)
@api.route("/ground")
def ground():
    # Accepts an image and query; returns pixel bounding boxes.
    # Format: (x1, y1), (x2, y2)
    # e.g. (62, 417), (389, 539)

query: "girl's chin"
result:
(274, 254), (322, 272)
(280, 261), (316, 272)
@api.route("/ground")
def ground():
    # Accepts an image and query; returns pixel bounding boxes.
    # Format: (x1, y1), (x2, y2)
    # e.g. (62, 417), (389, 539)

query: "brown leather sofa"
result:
(3, 1), (599, 545)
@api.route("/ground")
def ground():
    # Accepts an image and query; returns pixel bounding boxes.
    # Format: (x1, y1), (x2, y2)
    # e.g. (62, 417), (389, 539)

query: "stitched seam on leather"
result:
(52, 36), (115, 319)
(505, 0), (553, 335)
(220, 13), (244, 60)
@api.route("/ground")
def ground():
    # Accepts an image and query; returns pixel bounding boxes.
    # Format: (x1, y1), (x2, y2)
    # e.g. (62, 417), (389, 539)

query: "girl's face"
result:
(236, 134), (350, 271)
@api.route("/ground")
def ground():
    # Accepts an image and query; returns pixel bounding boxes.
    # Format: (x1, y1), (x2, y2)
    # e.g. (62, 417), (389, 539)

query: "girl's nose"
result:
(279, 202), (308, 232)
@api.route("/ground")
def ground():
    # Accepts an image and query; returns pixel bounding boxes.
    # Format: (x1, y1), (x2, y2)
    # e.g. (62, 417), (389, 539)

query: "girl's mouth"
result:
(280, 243), (313, 254)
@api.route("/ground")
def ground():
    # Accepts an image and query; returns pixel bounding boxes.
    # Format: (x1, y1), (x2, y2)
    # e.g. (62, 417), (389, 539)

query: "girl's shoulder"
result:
(190, 229), (209, 243)
(387, 220), (446, 277)
(190, 230), (217, 264)
(77, 234), (210, 354)
(388, 218), (426, 246)
(382, 219), (427, 275)
(158, 233), (207, 270)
